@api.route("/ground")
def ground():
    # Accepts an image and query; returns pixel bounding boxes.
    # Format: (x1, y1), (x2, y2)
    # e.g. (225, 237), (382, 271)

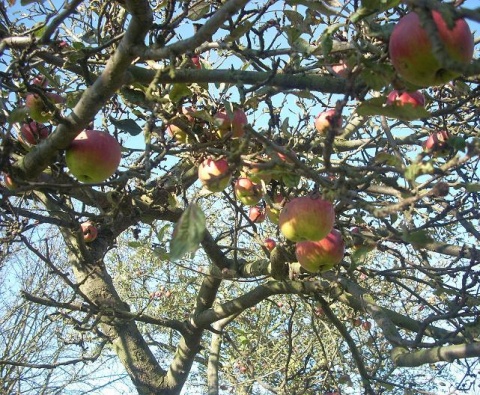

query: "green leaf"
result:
(288, 0), (340, 16)
(465, 183), (480, 192)
(169, 84), (192, 104)
(109, 117), (143, 136)
(285, 10), (304, 26)
(8, 107), (28, 124)
(401, 230), (434, 247)
(285, 27), (302, 47)
(224, 21), (253, 42)
(356, 97), (430, 121)
(187, 2), (209, 21)
(169, 203), (206, 261)
(351, 245), (374, 265)
(373, 152), (403, 169)
(404, 162), (434, 183)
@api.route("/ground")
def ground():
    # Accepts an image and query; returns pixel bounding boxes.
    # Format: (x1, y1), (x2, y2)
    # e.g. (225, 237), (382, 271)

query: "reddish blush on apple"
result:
(386, 90), (425, 108)
(263, 238), (276, 251)
(279, 195), (335, 242)
(197, 158), (231, 193)
(191, 55), (202, 69)
(389, 10), (474, 87)
(295, 229), (345, 273)
(19, 121), (50, 145)
(65, 130), (122, 183)
(423, 130), (450, 155)
(314, 109), (342, 135)
(2, 173), (17, 190)
(248, 206), (266, 223)
(234, 177), (263, 206)
(81, 221), (98, 242)
(214, 108), (248, 138)
(331, 61), (349, 78)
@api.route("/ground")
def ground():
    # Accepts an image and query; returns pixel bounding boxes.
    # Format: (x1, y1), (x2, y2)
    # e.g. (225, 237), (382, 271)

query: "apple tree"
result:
(1, 0), (480, 394)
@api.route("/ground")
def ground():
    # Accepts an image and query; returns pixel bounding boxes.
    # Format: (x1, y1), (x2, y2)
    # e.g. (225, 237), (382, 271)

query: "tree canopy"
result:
(1, 0), (480, 394)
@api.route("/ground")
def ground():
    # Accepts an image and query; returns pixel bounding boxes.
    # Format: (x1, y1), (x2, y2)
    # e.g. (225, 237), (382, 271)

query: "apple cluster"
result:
(279, 195), (345, 273)
(166, 106), (249, 144)
(385, 9), (473, 157)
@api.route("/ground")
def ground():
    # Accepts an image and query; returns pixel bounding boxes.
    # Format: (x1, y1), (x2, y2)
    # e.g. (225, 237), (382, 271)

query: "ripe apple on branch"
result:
(65, 130), (122, 183)
(389, 10), (474, 87)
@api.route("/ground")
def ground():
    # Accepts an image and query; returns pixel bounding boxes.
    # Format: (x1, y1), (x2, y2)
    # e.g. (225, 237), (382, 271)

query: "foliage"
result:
(1, 1), (480, 394)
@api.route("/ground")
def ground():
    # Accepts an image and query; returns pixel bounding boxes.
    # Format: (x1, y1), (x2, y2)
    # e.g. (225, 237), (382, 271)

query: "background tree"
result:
(1, 0), (480, 394)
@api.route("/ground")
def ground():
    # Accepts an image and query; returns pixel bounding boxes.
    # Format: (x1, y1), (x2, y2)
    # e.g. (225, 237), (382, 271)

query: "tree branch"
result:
(392, 342), (480, 367)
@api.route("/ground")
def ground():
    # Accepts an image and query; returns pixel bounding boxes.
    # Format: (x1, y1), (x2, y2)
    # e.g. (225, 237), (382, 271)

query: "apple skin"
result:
(234, 177), (263, 206)
(423, 130), (450, 155)
(386, 90), (425, 108)
(263, 238), (276, 251)
(32, 75), (49, 88)
(331, 61), (349, 78)
(314, 109), (342, 135)
(19, 121), (49, 145)
(248, 206), (266, 223)
(166, 124), (189, 143)
(25, 92), (65, 122)
(166, 107), (199, 143)
(65, 130), (122, 183)
(2, 173), (17, 190)
(241, 161), (272, 184)
(266, 194), (286, 224)
(197, 158), (231, 192)
(389, 11), (474, 87)
(214, 108), (248, 138)
(279, 195), (335, 242)
(295, 229), (345, 273)
(81, 221), (98, 242)
(191, 55), (202, 69)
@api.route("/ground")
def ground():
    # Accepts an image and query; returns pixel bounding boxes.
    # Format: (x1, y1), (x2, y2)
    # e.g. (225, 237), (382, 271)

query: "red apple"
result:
(234, 177), (263, 206)
(362, 320), (372, 331)
(248, 206), (266, 223)
(386, 90), (425, 107)
(353, 318), (362, 327)
(197, 158), (231, 193)
(19, 121), (49, 145)
(65, 130), (122, 183)
(423, 130), (450, 155)
(331, 61), (349, 78)
(214, 108), (248, 138)
(263, 238), (276, 251)
(191, 55), (202, 69)
(389, 10), (474, 87)
(2, 173), (17, 190)
(314, 109), (342, 135)
(31, 75), (49, 88)
(279, 195), (335, 242)
(81, 221), (98, 242)
(295, 229), (345, 273)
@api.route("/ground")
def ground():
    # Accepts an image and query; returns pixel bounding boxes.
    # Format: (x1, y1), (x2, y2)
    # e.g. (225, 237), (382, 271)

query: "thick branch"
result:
(392, 342), (480, 367)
